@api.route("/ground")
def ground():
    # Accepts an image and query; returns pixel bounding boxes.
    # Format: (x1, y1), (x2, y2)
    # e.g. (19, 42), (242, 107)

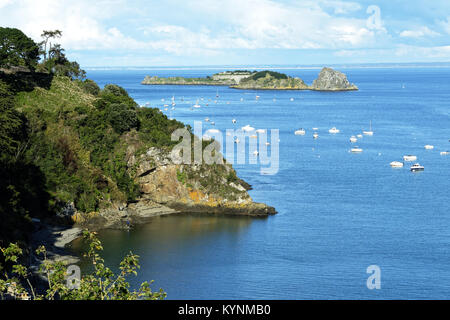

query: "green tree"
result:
(0, 27), (39, 70)
(39, 30), (62, 62)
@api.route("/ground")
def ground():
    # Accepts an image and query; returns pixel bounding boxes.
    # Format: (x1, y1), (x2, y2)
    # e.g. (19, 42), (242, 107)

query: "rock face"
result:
(310, 67), (358, 91)
(128, 147), (276, 217)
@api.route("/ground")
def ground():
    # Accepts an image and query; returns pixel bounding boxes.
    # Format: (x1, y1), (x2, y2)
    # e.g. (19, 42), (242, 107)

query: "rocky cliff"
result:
(74, 145), (276, 230)
(310, 67), (358, 91)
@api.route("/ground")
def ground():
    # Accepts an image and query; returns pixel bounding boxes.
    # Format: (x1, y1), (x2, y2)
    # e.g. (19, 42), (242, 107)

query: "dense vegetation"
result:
(0, 27), (39, 71)
(0, 27), (177, 300)
(0, 28), (185, 246)
(241, 70), (288, 82)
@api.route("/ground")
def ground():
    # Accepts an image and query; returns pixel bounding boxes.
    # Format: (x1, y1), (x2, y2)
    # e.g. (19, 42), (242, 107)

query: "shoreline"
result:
(32, 200), (276, 267)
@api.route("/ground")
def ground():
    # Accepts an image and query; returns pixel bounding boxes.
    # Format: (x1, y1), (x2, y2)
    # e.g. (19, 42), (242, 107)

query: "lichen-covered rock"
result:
(310, 67), (358, 91)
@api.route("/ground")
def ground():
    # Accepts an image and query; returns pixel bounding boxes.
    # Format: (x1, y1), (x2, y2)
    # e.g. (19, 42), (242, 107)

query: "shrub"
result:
(82, 79), (100, 96)
(0, 231), (166, 300)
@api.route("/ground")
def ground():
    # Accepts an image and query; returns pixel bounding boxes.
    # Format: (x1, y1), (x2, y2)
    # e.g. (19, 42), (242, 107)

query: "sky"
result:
(1, 0), (450, 67)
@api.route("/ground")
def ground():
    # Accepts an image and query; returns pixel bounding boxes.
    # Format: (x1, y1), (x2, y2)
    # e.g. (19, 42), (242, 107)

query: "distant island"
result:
(141, 67), (358, 91)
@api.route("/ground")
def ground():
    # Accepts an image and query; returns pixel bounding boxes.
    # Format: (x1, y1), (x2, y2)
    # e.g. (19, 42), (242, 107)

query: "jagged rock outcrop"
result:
(128, 147), (276, 217)
(310, 67), (358, 91)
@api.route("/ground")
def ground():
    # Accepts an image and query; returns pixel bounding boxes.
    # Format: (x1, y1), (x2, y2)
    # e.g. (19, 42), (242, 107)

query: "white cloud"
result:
(0, 0), (14, 8)
(438, 17), (450, 35)
(318, 0), (362, 14)
(395, 44), (450, 58)
(183, 0), (384, 50)
(0, 0), (388, 57)
(399, 26), (440, 38)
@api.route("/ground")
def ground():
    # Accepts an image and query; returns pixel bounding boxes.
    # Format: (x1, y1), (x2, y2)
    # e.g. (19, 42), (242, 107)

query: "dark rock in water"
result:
(311, 67), (358, 91)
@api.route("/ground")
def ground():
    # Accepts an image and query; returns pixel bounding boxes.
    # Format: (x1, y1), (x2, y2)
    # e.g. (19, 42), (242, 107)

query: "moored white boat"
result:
(349, 136), (357, 143)
(329, 127), (340, 134)
(294, 128), (306, 135)
(410, 163), (424, 172)
(440, 151), (450, 155)
(350, 146), (363, 153)
(424, 145), (434, 150)
(390, 161), (404, 168)
(403, 155), (417, 162)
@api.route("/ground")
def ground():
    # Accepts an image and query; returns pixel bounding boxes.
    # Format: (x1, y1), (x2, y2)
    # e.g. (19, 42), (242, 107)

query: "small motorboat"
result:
(440, 151), (450, 156)
(253, 150), (259, 156)
(290, 98), (294, 101)
(350, 136), (357, 143)
(410, 163), (424, 172)
(313, 132), (319, 139)
(234, 138), (240, 144)
(242, 125), (255, 132)
(357, 134), (363, 138)
(232, 119), (237, 124)
(295, 128), (306, 135)
(312, 127), (318, 131)
(255, 129), (266, 134)
(350, 146), (363, 153)
(424, 145), (434, 150)
(329, 127), (340, 134)
(204, 117), (210, 122)
(403, 155), (417, 162)
(250, 135), (257, 139)
(210, 122), (215, 125)
(390, 161), (404, 168)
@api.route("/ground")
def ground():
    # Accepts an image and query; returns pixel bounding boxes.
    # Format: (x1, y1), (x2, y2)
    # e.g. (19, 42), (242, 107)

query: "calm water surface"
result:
(71, 66), (450, 299)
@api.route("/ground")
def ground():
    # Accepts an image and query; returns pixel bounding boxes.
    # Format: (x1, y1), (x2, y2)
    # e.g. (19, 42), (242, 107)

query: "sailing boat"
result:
(363, 121), (374, 136)
(171, 95), (176, 106)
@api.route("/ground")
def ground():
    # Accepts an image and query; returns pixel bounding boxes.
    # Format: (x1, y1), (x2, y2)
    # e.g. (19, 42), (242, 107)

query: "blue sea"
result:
(71, 66), (450, 299)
